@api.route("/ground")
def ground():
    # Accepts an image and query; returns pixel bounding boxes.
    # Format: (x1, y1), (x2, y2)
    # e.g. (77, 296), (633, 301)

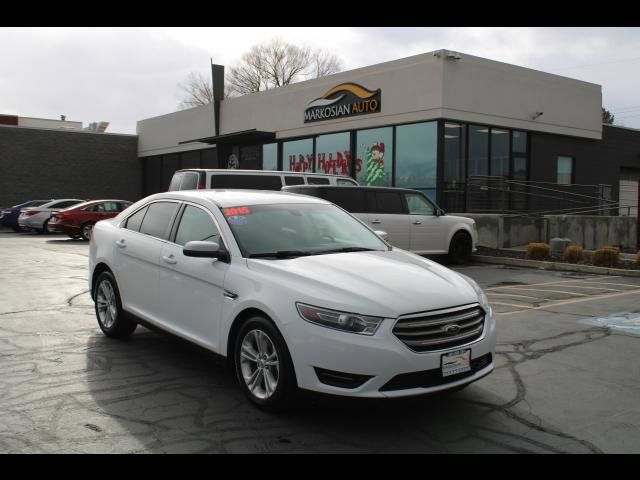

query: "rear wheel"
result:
(41, 219), (50, 234)
(93, 271), (137, 338)
(234, 316), (297, 411)
(448, 231), (472, 265)
(81, 222), (95, 241)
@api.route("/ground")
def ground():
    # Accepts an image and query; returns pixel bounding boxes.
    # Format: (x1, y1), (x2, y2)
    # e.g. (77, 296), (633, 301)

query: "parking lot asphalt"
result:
(1, 232), (639, 453)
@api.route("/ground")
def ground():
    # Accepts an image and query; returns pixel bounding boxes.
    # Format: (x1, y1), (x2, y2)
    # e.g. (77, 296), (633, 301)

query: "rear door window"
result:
(324, 188), (366, 212)
(124, 206), (148, 232)
(307, 177), (330, 185)
(284, 176), (305, 186)
(138, 202), (180, 240)
(211, 174), (283, 190)
(373, 191), (405, 214)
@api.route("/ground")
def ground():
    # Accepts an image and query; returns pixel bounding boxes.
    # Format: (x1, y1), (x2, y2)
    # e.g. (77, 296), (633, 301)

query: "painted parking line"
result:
(489, 287), (591, 297)
(486, 292), (544, 301)
(495, 288), (640, 316)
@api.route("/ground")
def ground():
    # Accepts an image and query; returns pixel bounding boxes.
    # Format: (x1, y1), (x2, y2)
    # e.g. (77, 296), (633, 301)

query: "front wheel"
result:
(93, 271), (137, 338)
(234, 316), (297, 411)
(448, 231), (473, 265)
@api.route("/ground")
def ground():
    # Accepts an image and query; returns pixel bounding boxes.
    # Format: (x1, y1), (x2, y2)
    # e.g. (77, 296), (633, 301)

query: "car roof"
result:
(282, 185), (421, 194)
(176, 168), (351, 178)
(148, 189), (331, 208)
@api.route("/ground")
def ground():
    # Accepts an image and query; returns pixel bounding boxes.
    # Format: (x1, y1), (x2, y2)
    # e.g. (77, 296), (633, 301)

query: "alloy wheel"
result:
(96, 279), (118, 329)
(239, 329), (280, 400)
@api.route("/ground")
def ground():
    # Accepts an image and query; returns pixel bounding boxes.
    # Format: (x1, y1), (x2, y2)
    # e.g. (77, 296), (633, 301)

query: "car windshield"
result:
(222, 203), (388, 258)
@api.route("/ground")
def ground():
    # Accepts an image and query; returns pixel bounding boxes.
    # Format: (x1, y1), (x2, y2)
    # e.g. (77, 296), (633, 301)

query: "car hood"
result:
(246, 249), (479, 318)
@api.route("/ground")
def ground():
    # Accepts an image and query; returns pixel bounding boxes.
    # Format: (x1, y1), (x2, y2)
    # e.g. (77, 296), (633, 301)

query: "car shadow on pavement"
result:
(46, 238), (85, 244)
(83, 325), (520, 453)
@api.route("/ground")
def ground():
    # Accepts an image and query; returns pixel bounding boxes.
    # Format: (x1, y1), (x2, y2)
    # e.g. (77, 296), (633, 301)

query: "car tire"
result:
(81, 222), (95, 241)
(234, 316), (297, 411)
(448, 231), (472, 265)
(93, 271), (137, 339)
(41, 219), (50, 234)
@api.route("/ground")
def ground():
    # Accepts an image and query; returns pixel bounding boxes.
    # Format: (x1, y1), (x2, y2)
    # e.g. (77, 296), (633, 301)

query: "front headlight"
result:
(296, 303), (383, 335)
(459, 274), (491, 314)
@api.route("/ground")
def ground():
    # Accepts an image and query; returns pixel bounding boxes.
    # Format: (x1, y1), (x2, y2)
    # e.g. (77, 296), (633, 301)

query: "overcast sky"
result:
(1, 27), (640, 134)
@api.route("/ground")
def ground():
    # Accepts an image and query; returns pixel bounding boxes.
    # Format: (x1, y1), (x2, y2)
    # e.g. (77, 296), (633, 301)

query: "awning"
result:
(179, 129), (276, 146)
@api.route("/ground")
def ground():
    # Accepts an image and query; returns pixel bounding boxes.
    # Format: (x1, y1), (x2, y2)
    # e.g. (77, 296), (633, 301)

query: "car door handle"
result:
(412, 220), (422, 225)
(371, 219), (381, 224)
(162, 254), (177, 265)
(115, 239), (126, 248)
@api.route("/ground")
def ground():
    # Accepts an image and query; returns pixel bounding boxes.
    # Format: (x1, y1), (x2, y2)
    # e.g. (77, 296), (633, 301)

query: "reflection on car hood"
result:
(247, 249), (479, 318)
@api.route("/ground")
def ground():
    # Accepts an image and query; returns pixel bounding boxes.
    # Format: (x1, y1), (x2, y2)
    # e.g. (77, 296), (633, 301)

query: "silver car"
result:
(18, 198), (85, 233)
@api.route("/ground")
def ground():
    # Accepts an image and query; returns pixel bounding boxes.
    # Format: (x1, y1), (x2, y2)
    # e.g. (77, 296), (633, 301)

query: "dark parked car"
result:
(0, 200), (52, 232)
(48, 199), (133, 240)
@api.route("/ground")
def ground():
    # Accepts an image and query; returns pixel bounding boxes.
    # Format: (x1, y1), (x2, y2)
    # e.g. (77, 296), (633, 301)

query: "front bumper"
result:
(283, 306), (497, 398)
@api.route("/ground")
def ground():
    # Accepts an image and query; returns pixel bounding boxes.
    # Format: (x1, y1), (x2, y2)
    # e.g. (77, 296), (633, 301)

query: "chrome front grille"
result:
(393, 304), (485, 352)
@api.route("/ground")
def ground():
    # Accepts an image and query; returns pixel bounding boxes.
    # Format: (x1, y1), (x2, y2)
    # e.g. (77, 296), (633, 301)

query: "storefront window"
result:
(490, 129), (509, 177)
(283, 138), (313, 172)
(557, 156), (574, 184)
(444, 123), (466, 185)
(513, 156), (527, 180)
(468, 125), (489, 177)
(395, 122), (437, 200)
(315, 132), (350, 175)
(262, 143), (278, 171)
(356, 127), (393, 186)
(512, 131), (528, 153)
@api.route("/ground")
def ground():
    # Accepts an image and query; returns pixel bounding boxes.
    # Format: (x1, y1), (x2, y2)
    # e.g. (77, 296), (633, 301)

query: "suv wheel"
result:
(234, 316), (296, 411)
(81, 222), (95, 241)
(448, 231), (472, 265)
(93, 271), (137, 338)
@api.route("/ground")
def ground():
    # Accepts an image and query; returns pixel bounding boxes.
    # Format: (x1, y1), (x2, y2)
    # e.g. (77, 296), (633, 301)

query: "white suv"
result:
(89, 190), (495, 410)
(282, 186), (478, 264)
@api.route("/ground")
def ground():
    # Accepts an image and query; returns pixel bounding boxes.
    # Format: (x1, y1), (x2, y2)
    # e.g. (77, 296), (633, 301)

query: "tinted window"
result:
(169, 172), (184, 191)
(324, 189), (366, 212)
(103, 202), (120, 212)
(124, 206), (148, 232)
(180, 172), (199, 190)
(138, 202), (179, 240)
(356, 127), (393, 186)
(284, 176), (305, 186)
(211, 174), (282, 190)
(262, 143), (278, 171)
(405, 193), (435, 215)
(557, 156), (574, 185)
(52, 200), (82, 209)
(373, 191), (405, 214)
(175, 205), (222, 247)
(469, 125), (489, 176)
(306, 177), (330, 185)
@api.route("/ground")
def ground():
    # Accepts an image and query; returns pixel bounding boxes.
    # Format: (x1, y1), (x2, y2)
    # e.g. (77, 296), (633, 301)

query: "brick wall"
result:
(0, 125), (141, 207)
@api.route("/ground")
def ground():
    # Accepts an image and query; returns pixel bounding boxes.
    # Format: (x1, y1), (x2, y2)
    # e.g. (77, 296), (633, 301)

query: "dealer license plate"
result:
(441, 349), (471, 377)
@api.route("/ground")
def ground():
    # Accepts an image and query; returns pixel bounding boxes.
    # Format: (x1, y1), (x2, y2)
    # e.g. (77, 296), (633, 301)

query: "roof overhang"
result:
(179, 129), (276, 146)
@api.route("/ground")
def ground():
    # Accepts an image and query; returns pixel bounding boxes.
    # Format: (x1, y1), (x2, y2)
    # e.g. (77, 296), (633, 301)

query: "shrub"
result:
(527, 242), (550, 261)
(563, 245), (583, 263)
(591, 246), (620, 267)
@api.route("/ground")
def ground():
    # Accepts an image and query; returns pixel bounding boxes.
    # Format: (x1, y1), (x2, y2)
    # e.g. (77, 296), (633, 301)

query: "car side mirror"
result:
(374, 230), (388, 240)
(183, 241), (224, 259)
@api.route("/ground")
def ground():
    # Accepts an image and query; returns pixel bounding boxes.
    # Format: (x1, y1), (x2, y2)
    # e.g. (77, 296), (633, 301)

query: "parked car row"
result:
(1, 198), (132, 240)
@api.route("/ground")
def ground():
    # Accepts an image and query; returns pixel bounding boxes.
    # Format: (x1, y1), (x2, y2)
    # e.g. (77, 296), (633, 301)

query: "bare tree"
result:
(177, 72), (214, 109)
(177, 38), (344, 106)
(602, 107), (615, 124)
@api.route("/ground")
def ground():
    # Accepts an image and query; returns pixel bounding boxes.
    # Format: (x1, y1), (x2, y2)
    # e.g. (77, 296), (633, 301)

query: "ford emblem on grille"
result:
(444, 324), (461, 335)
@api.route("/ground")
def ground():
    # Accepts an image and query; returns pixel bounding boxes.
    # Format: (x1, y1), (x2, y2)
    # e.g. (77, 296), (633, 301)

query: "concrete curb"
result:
(473, 255), (640, 277)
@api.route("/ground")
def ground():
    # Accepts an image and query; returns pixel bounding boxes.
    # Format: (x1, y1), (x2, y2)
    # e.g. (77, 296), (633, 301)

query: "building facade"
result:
(137, 50), (640, 216)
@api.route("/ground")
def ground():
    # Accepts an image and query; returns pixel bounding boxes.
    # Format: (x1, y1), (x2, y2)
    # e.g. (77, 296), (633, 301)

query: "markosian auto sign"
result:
(304, 83), (381, 123)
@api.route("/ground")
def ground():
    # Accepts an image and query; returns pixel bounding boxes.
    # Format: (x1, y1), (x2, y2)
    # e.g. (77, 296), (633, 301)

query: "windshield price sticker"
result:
(223, 206), (251, 216)
(227, 215), (248, 225)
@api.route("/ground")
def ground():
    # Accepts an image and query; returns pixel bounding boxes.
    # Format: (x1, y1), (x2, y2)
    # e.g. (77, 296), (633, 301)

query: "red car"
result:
(48, 199), (132, 240)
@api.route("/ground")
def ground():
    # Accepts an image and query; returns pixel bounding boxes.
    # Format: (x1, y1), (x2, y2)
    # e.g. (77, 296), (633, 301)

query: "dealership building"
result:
(1, 49), (639, 217)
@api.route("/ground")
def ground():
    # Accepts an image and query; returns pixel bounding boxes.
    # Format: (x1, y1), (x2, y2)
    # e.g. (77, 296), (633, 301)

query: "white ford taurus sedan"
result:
(89, 190), (496, 410)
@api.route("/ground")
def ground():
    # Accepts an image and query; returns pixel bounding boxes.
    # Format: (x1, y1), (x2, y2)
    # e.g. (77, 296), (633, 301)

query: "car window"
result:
(169, 172), (184, 191)
(138, 202), (179, 240)
(180, 172), (199, 190)
(211, 174), (283, 190)
(124, 206), (148, 232)
(405, 193), (435, 215)
(307, 177), (330, 185)
(174, 205), (223, 248)
(51, 200), (82, 209)
(284, 176), (305, 186)
(373, 191), (405, 214)
(84, 203), (101, 212)
(324, 189), (366, 212)
(336, 178), (356, 186)
(118, 202), (132, 211)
